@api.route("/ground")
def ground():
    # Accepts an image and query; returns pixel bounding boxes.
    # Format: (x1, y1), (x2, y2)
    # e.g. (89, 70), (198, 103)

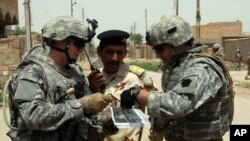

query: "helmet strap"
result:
(64, 38), (75, 64)
(50, 46), (65, 52)
(161, 47), (176, 68)
(45, 38), (66, 52)
(49, 38), (74, 64)
(169, 45), (189, 66)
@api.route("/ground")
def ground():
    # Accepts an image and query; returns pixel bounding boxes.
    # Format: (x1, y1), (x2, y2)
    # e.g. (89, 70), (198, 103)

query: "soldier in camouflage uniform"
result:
(7, 16), (113, 141)
(235, 48), (242, 71)
(212, 43), (225, 60)
(120, 15), (232, 141)
(245, 51), (250, 80)
(87, 30), (157, 141)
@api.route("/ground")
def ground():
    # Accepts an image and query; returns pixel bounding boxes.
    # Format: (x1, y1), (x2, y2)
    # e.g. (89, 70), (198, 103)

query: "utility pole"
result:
(133, 22), (136, 34)
(131, 25), (134, 34)
(196, 0), (201, 43)
(24, 0), (32, 50)
(175, 0), (179, 15)
(82, 8), (85, 23)
(71, 0), (77, 17)
(145, 9), (148, 32)
(145, 9), (149, 59)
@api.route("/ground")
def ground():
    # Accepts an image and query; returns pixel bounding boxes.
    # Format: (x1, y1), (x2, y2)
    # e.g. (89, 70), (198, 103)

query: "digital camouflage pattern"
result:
(147, 45), (231, 140)
(42, 16), (88, 41)
(235, 49), (242, 71)
(247, 52), (250, 69)
(246, 52), (250, 79)
(146, 15), (231, 140)
(212, 44), (225, 60)
(146, 15), (193, 47)
(213, 43), (220, 49)
(7, 44), (92, 141)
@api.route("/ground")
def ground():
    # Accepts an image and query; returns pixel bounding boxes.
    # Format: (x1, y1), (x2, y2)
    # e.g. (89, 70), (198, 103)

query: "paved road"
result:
(0, 107), (11, 141)
(1, 71), (250, 141)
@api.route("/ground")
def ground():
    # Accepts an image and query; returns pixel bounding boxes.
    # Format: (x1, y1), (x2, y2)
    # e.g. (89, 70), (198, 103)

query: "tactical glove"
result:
(78, 93), (113, 113)
(120, 85), (140, 108)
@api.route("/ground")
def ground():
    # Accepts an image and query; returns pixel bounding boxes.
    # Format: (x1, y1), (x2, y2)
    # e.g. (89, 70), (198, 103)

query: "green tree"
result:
(130, 33), (143, 44)
(12, 26), (26, 35)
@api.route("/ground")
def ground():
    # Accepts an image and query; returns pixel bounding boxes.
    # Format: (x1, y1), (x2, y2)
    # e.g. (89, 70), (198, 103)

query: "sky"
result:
(17, 0), (250, 43)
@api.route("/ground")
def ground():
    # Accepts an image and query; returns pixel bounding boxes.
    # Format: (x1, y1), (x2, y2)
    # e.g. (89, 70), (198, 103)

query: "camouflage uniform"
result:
(235, 49), (242, 71)
(246, 52), (250, 79)
(8, 45), (92, 141)
(7, 16), (96, 141)
(145, 15), (230, 141)
(212, 44), (225, 60)
(87, 30), (158, 141)
(102, 64), (152, 141)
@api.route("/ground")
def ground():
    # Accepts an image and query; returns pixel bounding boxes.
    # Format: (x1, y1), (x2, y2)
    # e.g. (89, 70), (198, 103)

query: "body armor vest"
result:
(7, 45), (92, 141)
(161, 52), (231, 140)
(35, 59), (91, 103)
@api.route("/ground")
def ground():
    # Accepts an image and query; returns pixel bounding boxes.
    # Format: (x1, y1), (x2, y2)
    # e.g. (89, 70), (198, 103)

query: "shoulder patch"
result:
(129, 65), (145, 77)
(173, 75), (198, 94)
(181, 78), (192, 87)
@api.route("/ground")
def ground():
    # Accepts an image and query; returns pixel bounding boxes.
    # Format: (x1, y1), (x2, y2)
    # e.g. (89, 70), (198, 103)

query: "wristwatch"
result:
(130, 85), (140, 100)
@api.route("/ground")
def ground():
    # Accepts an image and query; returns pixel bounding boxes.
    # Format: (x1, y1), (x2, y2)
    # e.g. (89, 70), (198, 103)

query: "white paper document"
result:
(110, 107), (151, 128)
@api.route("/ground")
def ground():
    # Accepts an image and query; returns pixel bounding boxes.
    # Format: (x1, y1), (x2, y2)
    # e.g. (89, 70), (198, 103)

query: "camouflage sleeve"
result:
(147, 63), (223, 118)
(14, 68), (83, 131)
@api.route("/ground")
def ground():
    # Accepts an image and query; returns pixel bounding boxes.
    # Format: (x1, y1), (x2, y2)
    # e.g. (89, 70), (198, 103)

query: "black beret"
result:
(97, 30), (130, 45)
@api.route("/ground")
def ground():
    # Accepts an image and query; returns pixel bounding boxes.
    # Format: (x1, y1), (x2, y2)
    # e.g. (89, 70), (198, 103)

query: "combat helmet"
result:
(146, 15), (193, 47)
(213, 43), (220, 49)
(212, 43), (220, 54)
(42, 16), (88, 41)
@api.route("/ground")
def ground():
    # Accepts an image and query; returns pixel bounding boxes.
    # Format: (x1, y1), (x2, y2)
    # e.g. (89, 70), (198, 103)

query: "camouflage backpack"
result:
(193, 52), (235, 123)
(5, 45), (49, 129)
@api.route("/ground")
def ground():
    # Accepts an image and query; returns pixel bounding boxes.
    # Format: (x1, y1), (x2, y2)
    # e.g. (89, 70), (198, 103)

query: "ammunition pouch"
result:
(74, 82), (86, 99)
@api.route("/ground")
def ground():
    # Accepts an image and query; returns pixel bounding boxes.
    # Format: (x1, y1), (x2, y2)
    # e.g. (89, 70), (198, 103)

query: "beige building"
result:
(0, 0), (18, 36)
(222, 36), (250, 62)
(191, 21), (250, 62)
(192, 21), (242, 45)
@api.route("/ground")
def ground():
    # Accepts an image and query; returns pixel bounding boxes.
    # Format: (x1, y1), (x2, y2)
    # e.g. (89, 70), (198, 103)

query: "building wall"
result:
(127, 44), (157, 60)
(0, 36), (25, 88)
(0, 0), (18, 36)
(192, 21), (242, 45)
(223, 37), (250, 62)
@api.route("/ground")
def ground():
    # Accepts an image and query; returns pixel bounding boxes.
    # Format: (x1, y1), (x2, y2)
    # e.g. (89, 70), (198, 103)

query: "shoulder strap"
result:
(5, 59), (48, 131)
(192, 52), (233, 85)
(193, 52), (235, 123)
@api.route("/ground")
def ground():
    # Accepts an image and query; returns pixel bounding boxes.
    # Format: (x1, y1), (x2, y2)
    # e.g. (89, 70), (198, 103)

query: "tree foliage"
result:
(12, 26), (26, 35)
(129, 33), (143, 44)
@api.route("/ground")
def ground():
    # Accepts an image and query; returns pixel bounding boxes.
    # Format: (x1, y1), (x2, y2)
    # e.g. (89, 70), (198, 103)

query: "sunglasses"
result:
(73, 39), (86, 49)
(153, 44), (166, 54)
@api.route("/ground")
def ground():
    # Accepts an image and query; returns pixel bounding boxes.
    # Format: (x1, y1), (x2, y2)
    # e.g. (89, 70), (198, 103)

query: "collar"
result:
(188, 45), (208, 53)
(102, 63), (129, 83)
(46, 56), (73, 78)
